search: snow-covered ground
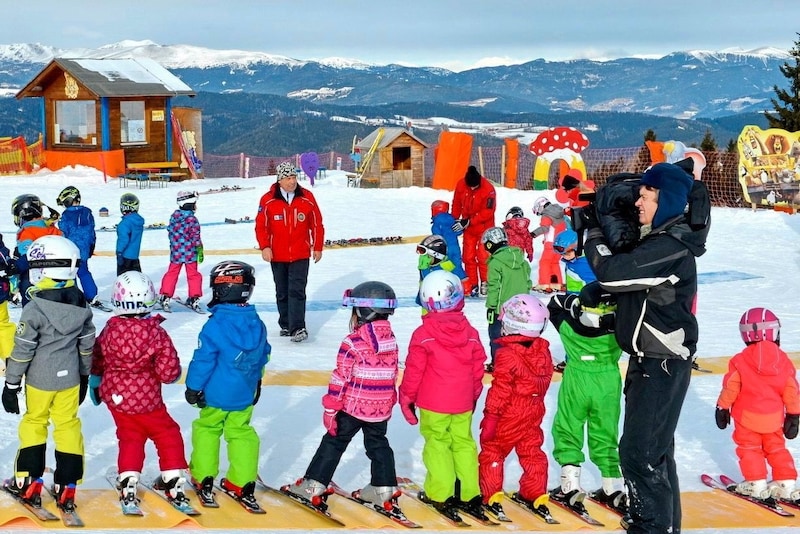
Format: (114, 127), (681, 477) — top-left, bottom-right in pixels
(1, 166), (800, 533)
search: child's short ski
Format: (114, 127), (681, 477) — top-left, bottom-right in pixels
(42, 483), (84, 527)
(142, 477), (201, 516)
(587, 488), (629, 517)
(104, 469), (143, 516)
(548, 487), (604, 526)
(255, 477), (345, 527)
(1, 480), (59, 522)
(90, 299), (114, 312)
(177, 297), (206, 314)
(504, 491), (559, 525)
(700, 474), (793, 517)
(329, 480), (421, 528)
(187, 474), (218, 508)
(395, 477), (469, 528)
(216, 479), (265, 514)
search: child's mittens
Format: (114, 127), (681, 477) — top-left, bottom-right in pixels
(88, 375), (102, 406)
(451, 219), (469, 233)
(784, 414), (800, 439)
(321, 394), (343, 436)
(480, 414), (499, 442)
(196, 245), (204, 264)
(399, 393), (418, 425)
(714, 406), (730, 430)
(2, 381), (20, 414)
(185, 387), (207, 408)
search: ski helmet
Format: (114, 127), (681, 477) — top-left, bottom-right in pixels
(416, 235), (447, 265)
(342, 281), (397, 326)
(120, 193), (140, 214)
(431, 200), (450, 217)
(176, 190), (199, 208)
(57, 186), (81, 207)
(112, 271), (157, 315)
(506, 206), (524, 220)
(12, 194), (44, 227)
(500, 294), (549, 337)
(533, 196), (551, 216)
(419, 270), (464, 313)
(577, 282), (617, 330)
(208, 260), (256, 307)
(481, 226), (508, 253)
(554, 230), (578, 255)
(26, 235), (80, 284)
(739, 307), (780, 344)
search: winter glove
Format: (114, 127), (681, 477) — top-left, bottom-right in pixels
(564, 294), (582, 320)
(78, 375), (89, 405)
(323, 408), (338, 436)
(576, 205), (599, 232)
(784, 413), (800, 439)
(399, 393), (418, 425)
(451, 218), (469, 233)
(2, 382), (21, 414)
(196, 245), (204, 264)
(185, 388), (207, 408)
(480, 414), (499, 443)
(89, 375), (102, 406)
(486, 308), (497, 323)
(253, 379), (262, 406)
(715, 407), (730, 430)
(3, 258), (17, 277)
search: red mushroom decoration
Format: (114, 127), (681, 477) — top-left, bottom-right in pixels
(529, 127), (590, 191)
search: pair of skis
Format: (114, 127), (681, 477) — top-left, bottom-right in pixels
(395, 476), (498, 528)
(105, 469), (200, 517)
(157, 296), (206, 314)
(701, 473), (797, 517)
(2, 479), (83, 527)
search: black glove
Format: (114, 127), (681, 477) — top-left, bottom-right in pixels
(78, 375), (89, 405)
(3, 258), (17, 277)
(578, 205), (599, 231)
(715, 407), (730, 430)
(563, 294), (581, 320)
(2, 382), (21, 414)
(253, 379), (262, 406)
(185, 388), (207, 408)
(451, 218), (469, 233)
(486, 309), (496, 323)
(784, 413), (800, 439)
(47, 206), (60, 222)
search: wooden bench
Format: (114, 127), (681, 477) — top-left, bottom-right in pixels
(119, 162), (188, 188)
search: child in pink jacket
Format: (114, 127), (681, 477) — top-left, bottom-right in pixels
(716, 307), (800, 502)
(285, 281), (401, 511)
(399, 270), (488, 524)
(502, 206), (534, 262)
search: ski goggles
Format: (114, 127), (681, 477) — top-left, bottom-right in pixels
(416, 245), (446, 261)
(342, 289), (398, 309)
(553, 245), (576, 254)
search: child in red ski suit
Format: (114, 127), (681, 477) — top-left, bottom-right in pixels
(716, 307), (800, 502)
(479, 294), (553, 519)
(531, 198), (567, 292)
(90, 271), (189, 506)
(502, 207), (534, 262)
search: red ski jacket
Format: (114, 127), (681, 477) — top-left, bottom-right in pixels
(255, 182), (325, 262)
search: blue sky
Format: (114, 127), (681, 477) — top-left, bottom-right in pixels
(3, 0), (800, 71)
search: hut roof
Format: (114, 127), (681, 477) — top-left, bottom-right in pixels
(356, 127), (428, 150)
(17, 57), (196, 99)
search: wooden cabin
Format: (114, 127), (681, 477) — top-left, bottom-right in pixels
(15, 58), (198, 177)
(356, 127), (428, 188)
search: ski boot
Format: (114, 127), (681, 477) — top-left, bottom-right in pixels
(116, 472), (140, 506)
(483, 492), (510, 521)
(191, 475), (218, 507)
(769, 479), (800, 502)
(291, 328), (309, 343)
(186, 296), (202, 312)
(479, 282), (488, 297)
(285, 478), (333, 510)
(52, 483), (77, 512)
(5, 476), (44, 506)
(550, 464), (588, 512)
(734, 479), (771, 501)
(158, 294), (171, 312)
(220, 478), (263, 513)
(418, 491), (463, 522)
(589, 476), (629, 514)
(457, 494), (492, 522)
(352, 484), (401, 511)
(153, 472), (192, 506)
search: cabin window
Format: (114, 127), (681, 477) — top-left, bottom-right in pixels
(54, 100), (97, 146)
(120, 101), (146, 145)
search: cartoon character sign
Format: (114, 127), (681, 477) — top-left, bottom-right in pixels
(528, 127), (589, 191)
(737, 125), (800, 206)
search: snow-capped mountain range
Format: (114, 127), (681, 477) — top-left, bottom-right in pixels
(0, 40), (792, 119)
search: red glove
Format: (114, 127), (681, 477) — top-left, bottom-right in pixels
(399, 393), (418, 425)
(480, 414), (499, 443)
(323, 408), (338, 436)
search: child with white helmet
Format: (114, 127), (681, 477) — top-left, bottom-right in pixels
(2, 235), (95, 513)
(157, 191), (204, 312)
(89, 271), (189, 511)
(716, 307), (800, 504)
(398, 270), (489, 524)
(478, 293), (554, 521)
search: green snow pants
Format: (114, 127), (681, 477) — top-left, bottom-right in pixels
(190, 405), (259, 487)
(419, 408), (480, 502)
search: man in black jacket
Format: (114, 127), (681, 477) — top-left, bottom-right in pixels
(583, 162), (706, 534)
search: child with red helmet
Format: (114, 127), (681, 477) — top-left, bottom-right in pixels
(716, 307), (800, 503)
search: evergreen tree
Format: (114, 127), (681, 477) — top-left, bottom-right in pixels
(765, 32), (800, 131)
(700, 129), (717, 151)
(644, 129), (657, 142)
(726, 139), (737, 152)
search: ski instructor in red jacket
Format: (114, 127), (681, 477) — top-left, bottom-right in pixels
(256, 161), (325, 342)
(451, 166), (496, 297)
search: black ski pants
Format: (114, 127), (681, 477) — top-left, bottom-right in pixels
(270, 258), (309, 334)
(619, 356), (692, 534)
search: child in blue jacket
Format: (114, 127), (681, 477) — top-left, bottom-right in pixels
(185, 260), (270, 512)
(116, 193), (144, 275)
(56, 186), (106, 310)
(430, 200), (468, 283)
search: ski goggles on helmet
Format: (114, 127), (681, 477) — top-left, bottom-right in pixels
(341, 289), (398, 309)
(554, 245), (576, 254)
(416, 245), (446, 261)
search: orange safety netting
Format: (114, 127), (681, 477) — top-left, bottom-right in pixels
(0, 137), (32, 175)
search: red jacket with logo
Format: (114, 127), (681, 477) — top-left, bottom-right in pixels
(255, 183), (325, 262)
(451, 177), (496, 236)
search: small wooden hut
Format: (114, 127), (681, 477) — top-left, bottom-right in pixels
(15, 58), (198, 177)
(356, 127), (428, 188)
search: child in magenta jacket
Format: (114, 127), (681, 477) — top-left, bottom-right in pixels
(398, 270), (488, 523)
(285, 281), (401, 510)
